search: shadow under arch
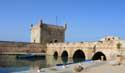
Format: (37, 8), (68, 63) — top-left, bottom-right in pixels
(73, 49), (85, 62)
(92, 52), (106, 61)
(53, 51), (58, 60)
(61, 51), (68, 63)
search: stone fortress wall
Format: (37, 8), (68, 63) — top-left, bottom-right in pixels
(0, 19), (125, 61)
(30, 19), (66, 44)
(0, 41), (46, 54)
(46, 36), (125, 65)
(47, 36), (125, 60)
(0, 19), (66, 54)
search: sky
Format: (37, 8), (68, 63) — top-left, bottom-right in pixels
(0, 0), (125, 42)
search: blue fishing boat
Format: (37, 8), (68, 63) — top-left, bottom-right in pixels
(16, 53), (35, 59)
(56, 59), (93, 66)
(84, 59), (92, 62)
(56, 62), (73, 66)
(16, 53), (45, 59)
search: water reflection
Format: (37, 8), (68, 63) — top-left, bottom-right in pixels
(73, 58), (85, 63)
(54, 54), (58, 60)
(0, 55), (85, 67)
(0, 55), (47, 68)
(61, 57), (68, 63)
(0, 55), (85, 72)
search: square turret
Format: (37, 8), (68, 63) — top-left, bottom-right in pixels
(30, 19), (66, 44)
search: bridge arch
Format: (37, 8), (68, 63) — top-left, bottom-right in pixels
(53, 51), (58, 56)
(61, 50), (68, 63)
(61, 50), (68, 57)
(92, 51), (106, 61)
(53, 51), (58, 60)
(73, 49), (86, 62)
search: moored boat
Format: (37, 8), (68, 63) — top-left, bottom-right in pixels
(16, 53), (45, 59)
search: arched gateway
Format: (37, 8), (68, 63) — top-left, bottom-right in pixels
(92, 52), (106, 61)
(61, 51), (68, 63)
(47, 36), (119, 61)
(73, 49), (85, 62)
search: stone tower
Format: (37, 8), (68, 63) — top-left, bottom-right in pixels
(30, 19), (66, 44)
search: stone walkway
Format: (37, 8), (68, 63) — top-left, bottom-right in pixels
(13, 60), (125, 73)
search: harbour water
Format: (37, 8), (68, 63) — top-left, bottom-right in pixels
(0, 55), (84, 73)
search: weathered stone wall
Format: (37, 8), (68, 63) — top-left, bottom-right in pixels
(47, 36), (123, 60)
(30, 24), (41, 43)
(41, 25), (65, 44)
(30, 20), (66, 44)
(0, 41), (46, 54)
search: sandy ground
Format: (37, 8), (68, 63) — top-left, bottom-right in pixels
(80, 61), (125, 73)
(14, 59), (125, 73)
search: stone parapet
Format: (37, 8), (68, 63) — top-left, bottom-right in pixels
(0, 41), (46, 54)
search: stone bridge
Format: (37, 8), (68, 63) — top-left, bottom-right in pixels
(47, 36), (124, 61)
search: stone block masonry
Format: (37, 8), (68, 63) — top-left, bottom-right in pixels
(30, 19), (66, 44)
(0, 41), (46, 54)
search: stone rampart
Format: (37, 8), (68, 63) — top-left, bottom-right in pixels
(0, 41), (46, 54)
(47, 39), (122, 60)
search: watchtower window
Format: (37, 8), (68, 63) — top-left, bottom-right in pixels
(108, 38), (110, 41)
(34, 40), (35, 43)
(49, 41), (53, 43)
(54, 40), (58, 43)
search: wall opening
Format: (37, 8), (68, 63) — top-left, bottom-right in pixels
(92, 52), (106, 61)
(49, 41), (53, 43)
(108, 38), (110, 41)
(34, 40), (35, 43)
(53, 51), (58, 60)
(54, 40), (58, 43)
(73, 50), (85, 62)
(61, 51), (68, 63)
(41, 50), (45, 53)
